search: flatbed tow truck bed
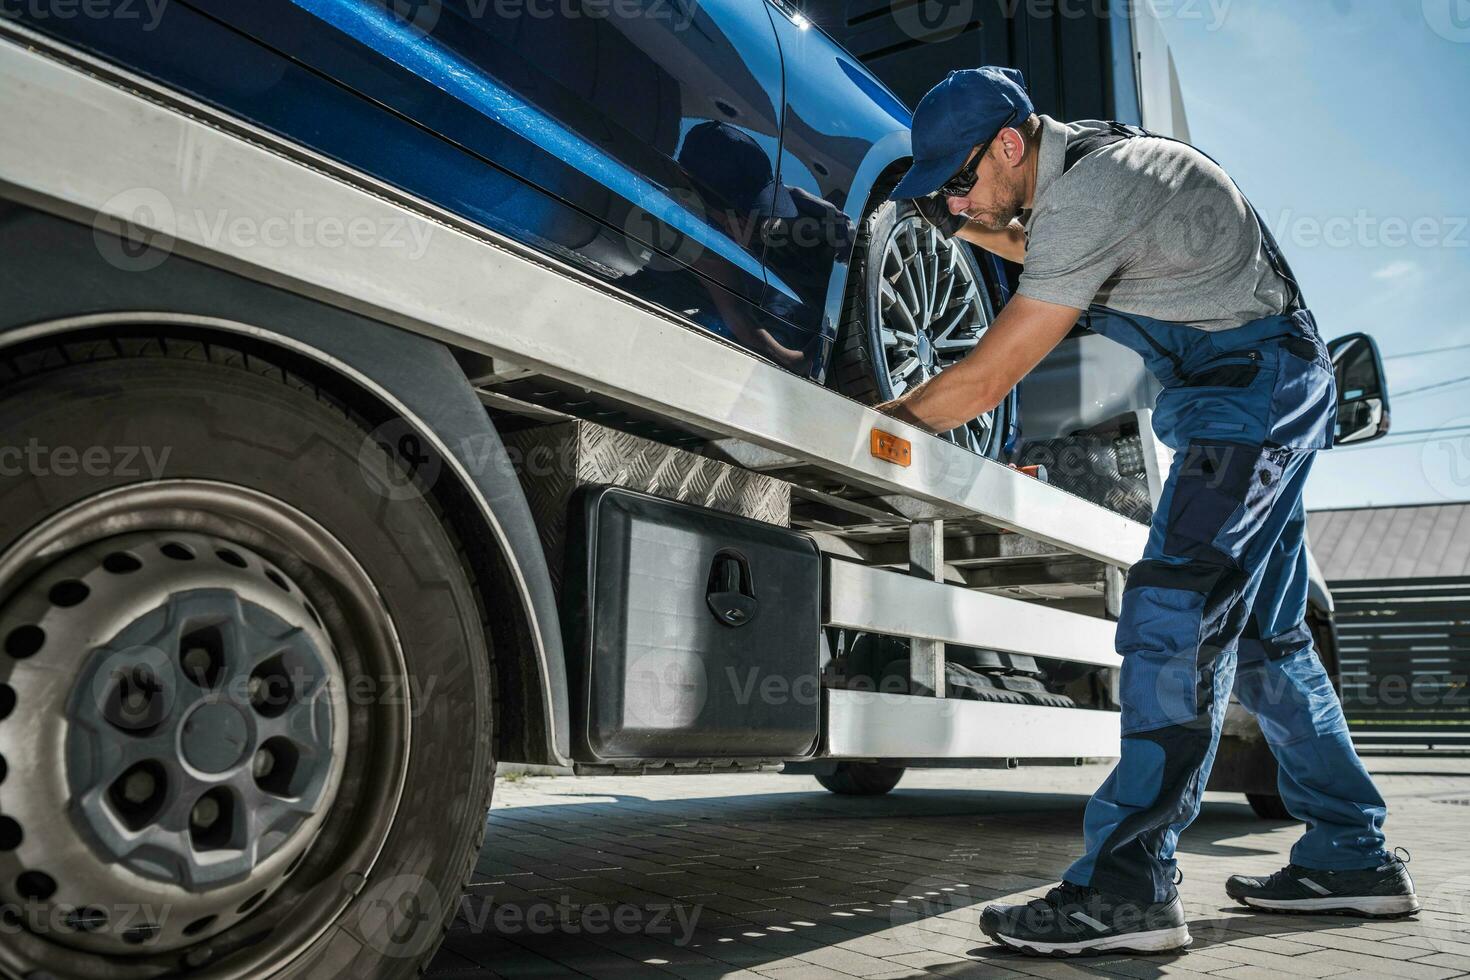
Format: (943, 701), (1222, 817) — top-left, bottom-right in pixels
(0, 27), (1145, 768)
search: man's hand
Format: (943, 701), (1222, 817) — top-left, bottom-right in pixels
(912, 195), (967, 239)
(876, 294), (1083, 434)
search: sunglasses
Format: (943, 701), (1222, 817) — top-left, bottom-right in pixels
(933, 109), (1019, 200)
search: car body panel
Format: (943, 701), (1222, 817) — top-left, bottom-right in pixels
(2, 1), (931, 383)
(759, 5), (907, 336)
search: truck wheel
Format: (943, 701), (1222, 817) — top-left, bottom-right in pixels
(1246, 793), (1296, 821)
(815, 763), (905, 796)
(0, 333), (494, 979)
(829, 198), (1010, 459)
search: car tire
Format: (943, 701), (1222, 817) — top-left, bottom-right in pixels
(815, 763), (905, 796)
(0, 332), (493, 979)
(1246, 793), (1296, 821)
(829, 197), (1011, 459)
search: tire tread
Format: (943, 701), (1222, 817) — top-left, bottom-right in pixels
(2, 330), (497, 979)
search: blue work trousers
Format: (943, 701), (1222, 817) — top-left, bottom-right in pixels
(1062, 306), (1390, 904)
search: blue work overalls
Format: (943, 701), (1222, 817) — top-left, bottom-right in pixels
(1055, 127), (1392, 905)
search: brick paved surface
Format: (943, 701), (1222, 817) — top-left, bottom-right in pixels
(427, 757), (1470, 979)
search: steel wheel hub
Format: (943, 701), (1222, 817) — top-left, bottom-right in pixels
(0, 530), (348, 955)
(878, 214), (999, 454)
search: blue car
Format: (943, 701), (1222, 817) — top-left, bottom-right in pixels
(5, 0), (1015, 457)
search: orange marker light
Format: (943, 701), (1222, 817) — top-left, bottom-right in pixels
(870, 428), (912, 467)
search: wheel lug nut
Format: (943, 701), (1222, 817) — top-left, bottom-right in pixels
(191, 796), (221, 830)
(182, 646), (211, 678)
(122, 769), (156, 804)
(253, 748), (275, 779)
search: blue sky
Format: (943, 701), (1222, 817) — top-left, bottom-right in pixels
(1154, 0), (1470, 509)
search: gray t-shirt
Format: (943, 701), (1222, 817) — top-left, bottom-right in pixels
(1016, 117), (1291, 331)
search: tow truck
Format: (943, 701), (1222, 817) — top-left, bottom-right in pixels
(0, 6), (1385, 978)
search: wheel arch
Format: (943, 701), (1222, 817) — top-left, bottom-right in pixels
(0, 208), (573, 767)
(813, 137), (1014, 389)
(812, 133), (913, 386)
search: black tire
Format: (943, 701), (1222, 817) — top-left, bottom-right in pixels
(816, 763), (906, 796)
(0, 333), (494, 979)
(829, 197), (1010, 459)
(1247, 793), (1297, 821)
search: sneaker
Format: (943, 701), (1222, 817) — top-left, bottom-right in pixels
(1226, 849), (1420, 918)
(980, 882), (1191, 957)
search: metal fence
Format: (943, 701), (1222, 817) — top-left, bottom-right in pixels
(1330, 576), (1470, 748)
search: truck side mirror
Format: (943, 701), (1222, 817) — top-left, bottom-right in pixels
(1327, 333), (1391, 446)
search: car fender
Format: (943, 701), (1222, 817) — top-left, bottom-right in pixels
(812, 128), (913, 381)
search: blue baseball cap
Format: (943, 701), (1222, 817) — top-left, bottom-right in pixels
(890, 67), (1035, 201)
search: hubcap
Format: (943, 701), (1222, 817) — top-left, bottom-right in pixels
(878, 214), (1001, 455)
(0, 530), (347, 955)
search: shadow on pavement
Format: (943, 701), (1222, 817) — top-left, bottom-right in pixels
(427, 781), (1374, 977)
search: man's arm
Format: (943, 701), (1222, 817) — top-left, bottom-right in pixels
(957, 219), (1027, 264)
(876, 294), (1081, 433)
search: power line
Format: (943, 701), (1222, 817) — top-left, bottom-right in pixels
(1332, 424), (1470, 451)
(1394, 376), (1470, 399)
(1386, 342), (1470, 360)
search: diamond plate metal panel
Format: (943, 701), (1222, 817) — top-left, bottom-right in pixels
(504, 420), (790, 590)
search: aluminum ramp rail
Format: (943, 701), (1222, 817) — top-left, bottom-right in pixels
(0, 30), (1142, 760)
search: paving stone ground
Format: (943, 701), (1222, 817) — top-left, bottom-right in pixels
(427, 756), (1470, 979)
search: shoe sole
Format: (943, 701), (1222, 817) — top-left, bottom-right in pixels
(1237, 894), (1421, 918)
(982, 924), (1192, 957)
